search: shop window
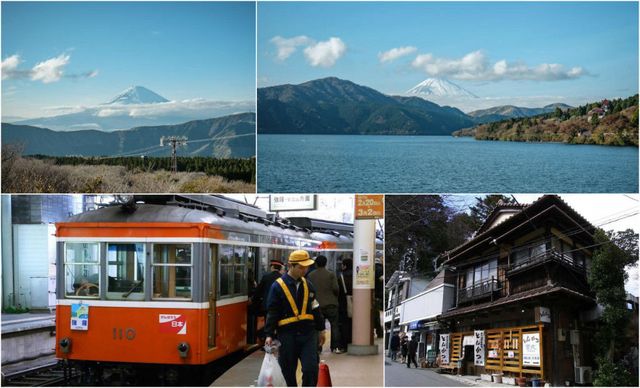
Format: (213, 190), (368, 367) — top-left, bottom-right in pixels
(107, 243), (145, 300)
(152, 244), (192, 299)
(65, 242), (100, 298)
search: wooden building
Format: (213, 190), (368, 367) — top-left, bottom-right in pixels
(436, 195), (598, 386)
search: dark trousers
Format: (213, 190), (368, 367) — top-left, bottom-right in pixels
(278, 329), (319, 387)
(407, 352), (418, 368)
(320, 305), (341, 350)
(339, 317), (352, 349)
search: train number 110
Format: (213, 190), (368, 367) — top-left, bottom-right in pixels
(113, 327), (136, 340)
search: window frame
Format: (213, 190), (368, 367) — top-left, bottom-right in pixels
(151, 243), (193, 301)
(64, 242), (101, 299)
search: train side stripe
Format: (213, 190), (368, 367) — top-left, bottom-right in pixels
(56, 296), (247, 308)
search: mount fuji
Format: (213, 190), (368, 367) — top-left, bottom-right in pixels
(406, 78), (479, 99)
(105, 85), (170, 105)
(8, 86), (254, 132)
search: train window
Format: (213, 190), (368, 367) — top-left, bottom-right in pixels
(64, 243), (100, 298)
(218, 245), (249, 297)
(152, 244), (192, 299)
(106, 243), (145, 300)
(234, 246), (247, 295)
(219, 245), (233, 297)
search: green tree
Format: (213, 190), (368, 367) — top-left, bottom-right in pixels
(589, 229), (638, 386)
(468, 195), (515, 230)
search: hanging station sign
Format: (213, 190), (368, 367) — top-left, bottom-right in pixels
(474, 330), (485, 366)
(269, 194), (317, 212)
(522, 333), (541, 366)
(440, 334), (450, 364)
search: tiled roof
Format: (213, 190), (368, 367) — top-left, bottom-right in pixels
(441, 195), (595, 265)
(440, 285), (594, 319)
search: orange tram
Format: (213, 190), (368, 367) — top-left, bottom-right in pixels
(54, 195), (377, 385)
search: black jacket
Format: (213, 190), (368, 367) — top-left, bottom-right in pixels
(253, 270), (281, 314)
(264, 273), (324, 338)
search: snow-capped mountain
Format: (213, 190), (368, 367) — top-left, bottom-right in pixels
(9, 86), (254, 132)
(105, 86), (169, 105)
(406, 78), (478, 99)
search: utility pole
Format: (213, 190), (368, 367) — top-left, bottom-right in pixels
(160, 136), (187, 173)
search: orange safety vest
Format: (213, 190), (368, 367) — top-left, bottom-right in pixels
(275, 277), (314, 326)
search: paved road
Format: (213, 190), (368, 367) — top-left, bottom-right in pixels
(385, 358), (472, 387)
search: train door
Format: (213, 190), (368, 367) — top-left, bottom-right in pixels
(208, 244), (217, 349)
(246, 246), (259, 345)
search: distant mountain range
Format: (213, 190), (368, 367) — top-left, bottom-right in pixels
(468, 103), (573, 123)
(258, 77), (572, 135)
(2, 113), (255, 158)
(258, 77), (474, 135)
(10, 86), (255, 132)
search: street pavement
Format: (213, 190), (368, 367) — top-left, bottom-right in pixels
(385, 358), (473, 387)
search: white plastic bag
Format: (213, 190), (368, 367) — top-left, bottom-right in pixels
(257, 351), (286, 387)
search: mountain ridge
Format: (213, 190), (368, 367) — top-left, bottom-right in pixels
(2, 113), (256, 158)
(258, 77), (475, 135)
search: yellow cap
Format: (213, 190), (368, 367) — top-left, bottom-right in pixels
(289, 250), (315, 267)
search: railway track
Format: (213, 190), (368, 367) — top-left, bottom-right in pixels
(2, 360), (81, 386)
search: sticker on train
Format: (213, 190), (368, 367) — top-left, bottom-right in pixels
(71, 304), (89, 330)
(159, 314), (187, 335)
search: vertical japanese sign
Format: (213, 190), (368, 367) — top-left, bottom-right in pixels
(440, 334), (450, 364)
(522, 333), (541, 366)
(71, 303), (89, 330)
(474, 330), (485, 366)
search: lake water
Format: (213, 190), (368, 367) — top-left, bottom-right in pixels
(258, 135), (638, 193)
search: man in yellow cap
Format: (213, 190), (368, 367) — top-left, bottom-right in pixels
(265, 250), (326, 386)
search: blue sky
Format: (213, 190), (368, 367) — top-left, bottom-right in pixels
(259, 1), (639, 111)
(2, 1), (255, 118)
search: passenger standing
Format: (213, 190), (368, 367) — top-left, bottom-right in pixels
(338, 258), (353, 350)
(400, 335), (408, 363)
(406, 335), (418, 368)
(307, 255), (344, 353)
(389, 332), (400, 361)
(253, 259), (285, 316)
(264, 250), (326, 387)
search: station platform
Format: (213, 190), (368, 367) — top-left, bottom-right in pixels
(1, 312), (57, 366)
(212, 333), (383, 387)
(1, 312), (56, 335)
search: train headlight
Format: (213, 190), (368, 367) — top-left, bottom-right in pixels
(177, 342), (190, 358)
(59, 337), (71, 353)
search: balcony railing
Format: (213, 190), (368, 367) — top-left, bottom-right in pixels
(458, 278), (500, 304)
(508, 248), (586, 275)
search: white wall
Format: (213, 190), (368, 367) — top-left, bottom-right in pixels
(400, 284), (454, 325)
(13, 224), (56, 309)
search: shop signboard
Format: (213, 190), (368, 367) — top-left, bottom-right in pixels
(522, 333), (541, 366)
(535, 306), (551, 323)
(474, 330), (485, 366)
(440, 334), (450, 364)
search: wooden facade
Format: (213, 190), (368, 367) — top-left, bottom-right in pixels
(437, 196), (598, 386)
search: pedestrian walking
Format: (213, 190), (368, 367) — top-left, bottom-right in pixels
(338, 258), (353, 350)
(307, 255), (344, 353)
(389, 332), (400, 361)
(406, 335), (418, 368)
(264, 250), (326, 387)
(400, 335), (408, 364)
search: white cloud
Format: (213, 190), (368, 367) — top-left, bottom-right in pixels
(31, 54), (70, 83)
(94, 99), (255, 118)
(303, 37), (347, 68)
(1, 55), (22, 79)
(378, 46), (417, 64)
(2, 53), (98, 83)
(270, 35), (312, 60)
(411, 50), (587, 81)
